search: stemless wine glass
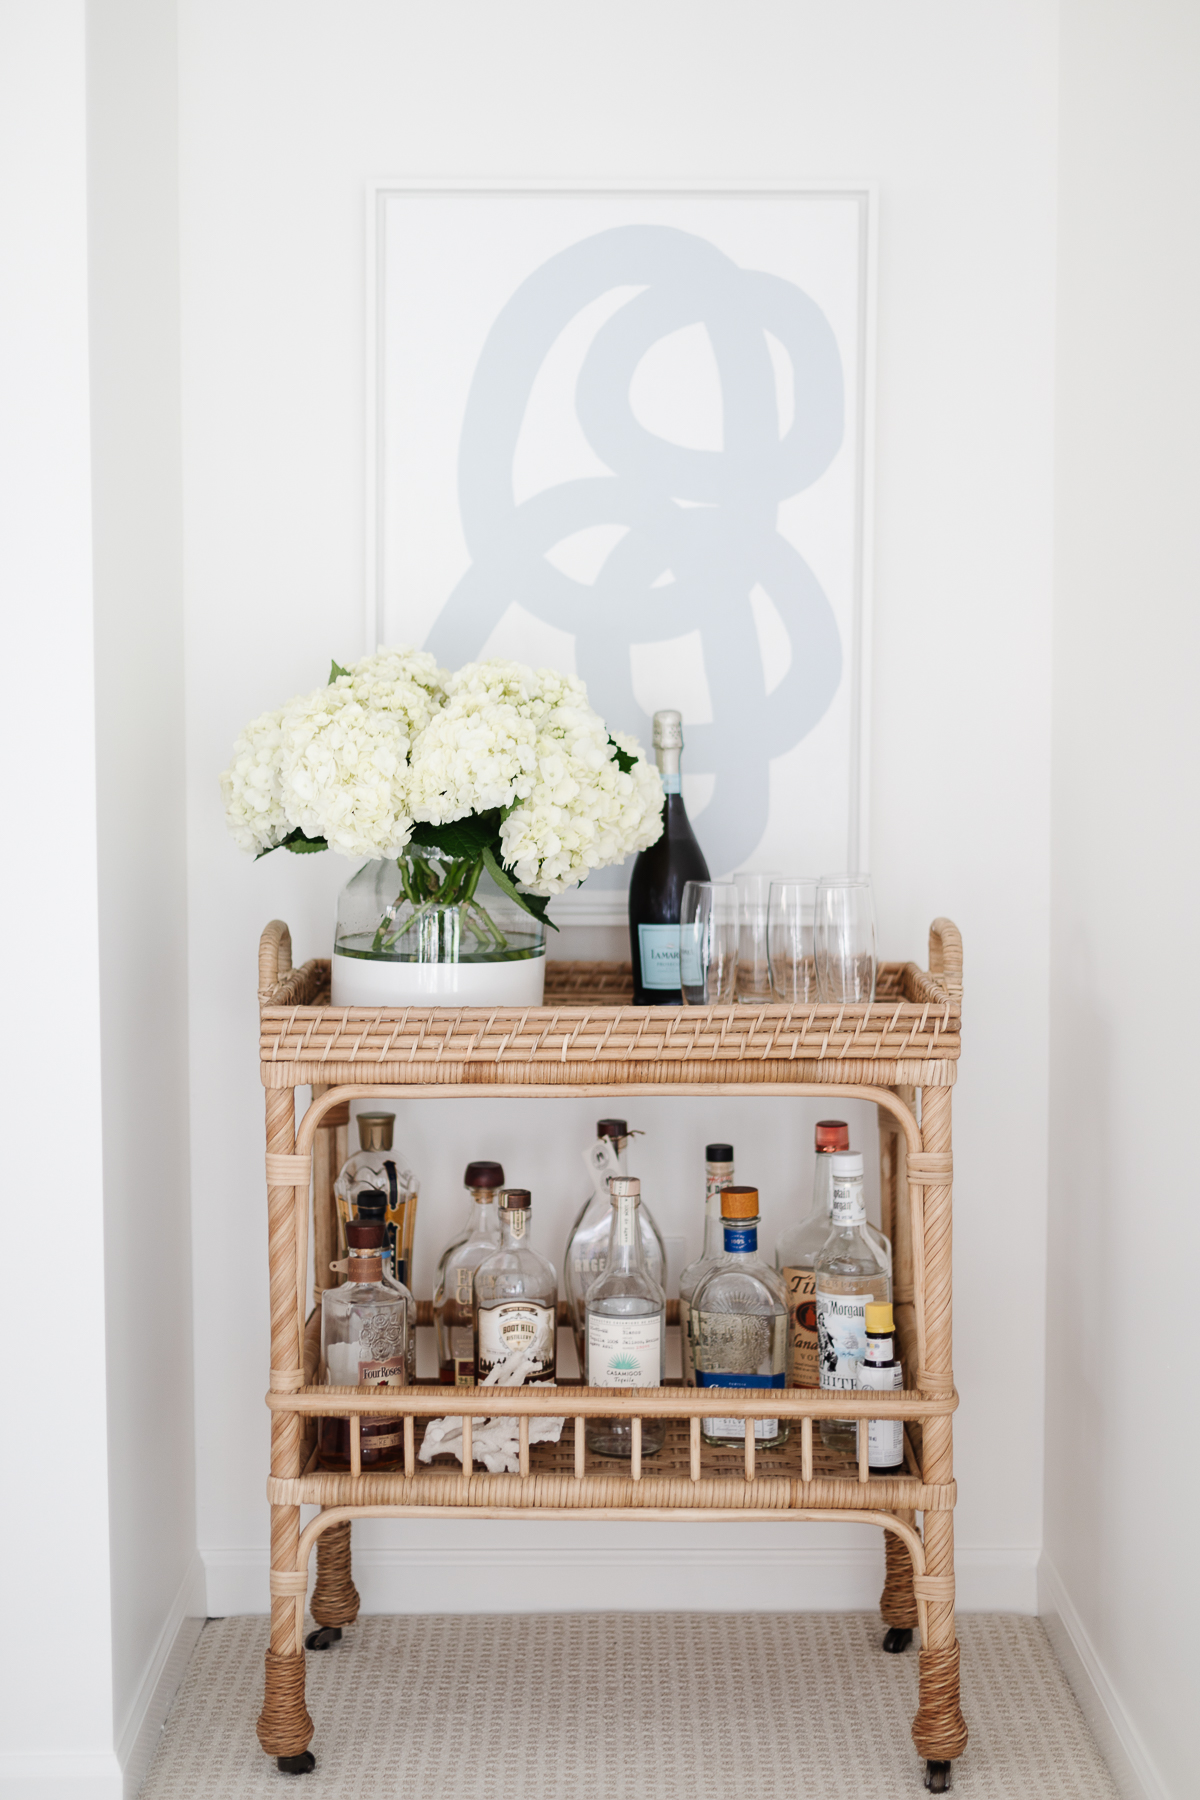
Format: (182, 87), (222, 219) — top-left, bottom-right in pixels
(733, 869), (784, 1002)
(767, 879), (819, 1002)
(680, 882), (739, 1005)
(815, 875), (877, 1003)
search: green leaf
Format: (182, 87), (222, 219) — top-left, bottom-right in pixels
(328, 658), (351, 684)
(255, 825), (329, 859)
(481, 845), (559, 932)
(408, 809), (503, 862)
(608, 734), (637, 775)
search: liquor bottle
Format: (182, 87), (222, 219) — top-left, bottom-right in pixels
(563, 1120), (665, 1373)
(585, 1176), (666, 1459)
(692, 1186), (790, 1449)
(857, 1302), (905, 1474)
(474, 1189), (558, 1384)
(814, 1152), (891, 1453)
(317, 1220), (414, 1471)
(432, 1161), (505, 1386)
(776, 1121), (890, 1387)
(628, 709), (710, 1005)
(678, 1142), (735, 1386)
(334, 1111), (419, 1288)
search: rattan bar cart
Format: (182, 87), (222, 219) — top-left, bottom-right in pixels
(254, 917), (969, 1791)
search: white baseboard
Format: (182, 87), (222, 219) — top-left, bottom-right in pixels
(1038, 1551), (1167, 1800)
(116, 1551), (207, 1799)
(204, 1539), (1038, 1619)
(0, 1754), (123, 1799)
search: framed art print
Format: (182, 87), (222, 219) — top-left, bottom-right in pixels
(369, 181), (874, 922)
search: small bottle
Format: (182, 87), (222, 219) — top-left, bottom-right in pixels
(318, 1220), (414, 1471)
(585, 1176), (666, 1458)
(334, 1111), (419, 1288)
(692, 1186), (789, 1449)
(431, 1161), (505, 1386)
(857, 1302), (905, 1474)
(814, 1152), (891, 1453)
(474, 1190), (558, 1384)
(628, 709), (711, 1005)
(563, 1120), (665, 1373)
(678, 1142), (735, 1386)
(776, 1121), (890, 1387)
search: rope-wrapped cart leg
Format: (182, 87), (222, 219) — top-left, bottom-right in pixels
(307, 1519), (360, 1650)
(880, 1509), (919, 1652)
(909, 1085), (968, 1790)
(256, 1087), (315, 1771)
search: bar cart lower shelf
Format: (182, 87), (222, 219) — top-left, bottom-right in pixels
(255, 919), (969, 1791)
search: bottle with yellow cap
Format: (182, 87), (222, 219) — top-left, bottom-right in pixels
(857, 1302), (905, 1474)
(691, 1185), (789, 1449)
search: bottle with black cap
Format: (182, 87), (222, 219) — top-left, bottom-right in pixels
(334, 1111), (419, 1288)
(678, 1142), (735, 1386)
(563, 1118), (666, 1374)
(318, 1219), (413, 1471)
(628, 709), (710, 1004)
(432, 1161), (505, 1386)
(474, 1190), (558, 1384)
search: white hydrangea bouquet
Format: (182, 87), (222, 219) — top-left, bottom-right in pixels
(221, 648), (663, 996)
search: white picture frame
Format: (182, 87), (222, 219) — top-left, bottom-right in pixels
(367, 179), (875, 924)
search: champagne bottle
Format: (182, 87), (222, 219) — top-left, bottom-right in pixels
(628, 710), (710, 1005)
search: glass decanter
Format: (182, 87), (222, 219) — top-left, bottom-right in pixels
(563, 1119), (665, 1373)
(334, 1110), (419, 1288)
(432, 1160), (505, 1385)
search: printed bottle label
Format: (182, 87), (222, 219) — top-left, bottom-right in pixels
(722, 1223), (757, 1254)
(477, 1302), (556, 1380)
(586, 1314), (662, 1388)
(857, 1358), (904, 1467)
(357, 1354), (405, 1387)
(638, 923), (681, 990)
(695, 1370), (785, 1439)
(830, 1179), (866, 1226)
(453, 1266), (475, 1305)
(781, 1266), (819, 1386)
(815, 1289), (874, 1391)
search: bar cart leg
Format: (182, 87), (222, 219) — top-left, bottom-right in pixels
(256, 1087), (315, 1771)
(909, 1084), (968, 1781)
(880, 1510), (918, 1653)
(307, 1518), (360, 1649)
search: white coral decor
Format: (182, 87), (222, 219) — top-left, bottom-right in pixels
(220, 649), (663, 898)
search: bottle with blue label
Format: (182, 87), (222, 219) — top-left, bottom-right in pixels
(691, 1185), (790, 1449)
(627, 709), (710, 1005)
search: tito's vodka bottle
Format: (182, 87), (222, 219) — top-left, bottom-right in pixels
(474, 1190), (558, 1384)
(564, 1120), (665, 1373)
(432, 1162), (504, 1386)
(585, 1176), (666, 1459)
(628, 710), (710, 1004)
(678, 1142), (735, 1386)
(814, 1152), (891, 1453)
(692, 1186), (790, 1449)
(318, 1220), (413, 1471)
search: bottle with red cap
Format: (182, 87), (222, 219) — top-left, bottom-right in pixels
(775, 1121), (890, 1387)
(432, 1160), (505, 1386)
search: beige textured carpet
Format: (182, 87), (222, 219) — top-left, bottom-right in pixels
(139, 1612), (1118, 1799)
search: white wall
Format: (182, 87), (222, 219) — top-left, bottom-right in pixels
(181, 0), (1057, 1617)
(1043, 5), (1200, 1798)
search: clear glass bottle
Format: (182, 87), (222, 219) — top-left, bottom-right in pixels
(474, 1189), (558, 1384)
(334, 1111), (419, 1288)
(776, 1120), (890, 1387)
(815, 1151), (891, 1453)
(692, 1186), (790, 1449)
(679, 1142), (735, 1386)
(563, 1120), (665, 1373)
(585, 1176), (666, 1458)
(857, 1301), (905, 1474)
(432, 1160), (505, 1385)
(317, 1220), (414, 1470)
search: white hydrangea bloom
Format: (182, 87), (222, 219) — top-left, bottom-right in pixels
(219, 706), (288, 854)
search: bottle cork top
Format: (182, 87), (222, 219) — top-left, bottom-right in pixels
(464, 1160), (504, 1189)
(346, 1221), (384, 1251)
(610, 1176), (641, 1199)
(596, 1118), (627, 1140)
(815, 1120), (850, 1153)
(865, 1302), (894, 1334)
(357, 1112), (395, 1152)
(355, 1190), (387, 1222)
(652, 710), (683, 750)
(499, 1188), (532, 1211)
(720, 1185), (759, 1218)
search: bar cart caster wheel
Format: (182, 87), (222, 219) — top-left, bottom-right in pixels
(882, 1626), (913, 1654)
(276, 1752), (316, 1775)
(304, 1625), (342, 1651)
(924, 1761), (951, 1793)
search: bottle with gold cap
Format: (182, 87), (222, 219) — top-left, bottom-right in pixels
(334, 1111), (419, 1288)
(432, 1161), (505, 1386)
(857, 1302), (905, 1473)
(691, 1186), (789, 1449)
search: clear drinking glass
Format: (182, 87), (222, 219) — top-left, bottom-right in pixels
(815, 875), (877, 1003)
(767, 879), (819, 1002)
(680, 881), (739, 1005)
(733, 870), (784, 1002)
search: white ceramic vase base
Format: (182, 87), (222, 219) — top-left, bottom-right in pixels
(331, 952), (546, 1008)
